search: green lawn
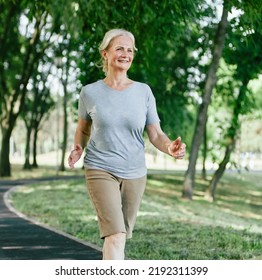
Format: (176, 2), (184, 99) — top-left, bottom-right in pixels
(8, 167), (262, 260)
(2, 164), (83, 180)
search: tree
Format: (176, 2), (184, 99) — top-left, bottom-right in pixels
(0, 1), (55, 176)
(55, 43), (74, 172)
(0, 0), (76, 176)
(21, 65), (55, 169)
(53, 26), (82, 172)
(205, 14), (262, 200)
(182, 0), (229, 199)
(21, 92), (34, 169)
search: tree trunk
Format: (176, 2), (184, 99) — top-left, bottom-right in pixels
(59, 53), (70, 172)
(201, 125), (207, 180)
(182, 2), (229, 199)
(0, 127), (12, 177)
(205, 80), (248, 201)
(59, 86), (68, 171)
(23, 126), (32, 170)
(205, 141), (235, 201)
(32, 128), (39, 168)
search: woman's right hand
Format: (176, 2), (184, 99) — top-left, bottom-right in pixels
(68, 144), (83, 170)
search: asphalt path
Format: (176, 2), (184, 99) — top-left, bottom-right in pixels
(0, 177), (102, 260)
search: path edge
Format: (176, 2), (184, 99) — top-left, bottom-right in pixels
(4, 186), (102, 253)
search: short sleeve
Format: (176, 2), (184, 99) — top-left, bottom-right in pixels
(78, 88), (92, 121)
(146, 86), (160, 125)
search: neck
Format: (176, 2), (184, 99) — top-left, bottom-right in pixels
(104, 72), (130, 87)
(104, 72), (129, 84)
(103, 72), (133, 91)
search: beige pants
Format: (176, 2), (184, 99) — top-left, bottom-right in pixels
(85, 169), (147, 239)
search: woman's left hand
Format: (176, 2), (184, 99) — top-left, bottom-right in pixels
(168, 137), (186, 159)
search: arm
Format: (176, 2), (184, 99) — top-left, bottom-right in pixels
(146, 122), (186, 159)
(68, 118), (92, 169)
(74, 118), (92, 149)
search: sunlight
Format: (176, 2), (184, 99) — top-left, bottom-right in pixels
(142, 199), (164, 210)
(16, 187), (35, 194)
(217, 205), (262, 220)
(147, 179), (164, 187)
(2, 246), (24, 250)
(247, 190), (262, 197)
(147, 186), (181, 197)
(137, 211), (160, 217)
(81, 215), (98, 222)
(38, 185), (53, 190)
(2, 245), (53, 250)
(56, 184), (72, 190)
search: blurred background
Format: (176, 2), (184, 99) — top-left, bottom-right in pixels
(0, 0), (261, 200)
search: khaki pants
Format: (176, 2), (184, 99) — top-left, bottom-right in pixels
(85, 169), (147, 239)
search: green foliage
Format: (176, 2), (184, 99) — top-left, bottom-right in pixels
(1, 0), (262, 177)
(200, 6), (262, 166)
(232, 0), (262, 32)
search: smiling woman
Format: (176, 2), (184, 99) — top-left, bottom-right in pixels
(67, 28), (186, 260)
(99, 29), (137, 83)
(102, 35), (135, 90)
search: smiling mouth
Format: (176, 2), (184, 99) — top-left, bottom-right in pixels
(118, 59), (129, 63)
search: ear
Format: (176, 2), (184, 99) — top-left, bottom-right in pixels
(102, 50), (107, 60)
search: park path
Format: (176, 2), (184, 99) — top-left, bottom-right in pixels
(0, 177), (102, 260)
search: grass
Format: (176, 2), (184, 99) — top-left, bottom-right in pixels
(7, 166), (262, 260)
(2, 164), (83, 180)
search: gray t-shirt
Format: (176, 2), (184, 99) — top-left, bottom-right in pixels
(78, 80), (160, 179)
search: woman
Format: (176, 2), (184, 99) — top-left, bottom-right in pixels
(68, 29), (186, 260)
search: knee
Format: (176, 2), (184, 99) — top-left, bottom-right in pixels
(106, 233), (126, 247)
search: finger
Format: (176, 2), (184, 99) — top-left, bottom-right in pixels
(179, 145), (186, 152)
(68, 162), (74, 169)
(171, 138), (182, 151)
(174, 148), (185, 157)
(174, 136), (181, 146)
(68, 159), (74, 169)
(68, 154), (75, 169)
(68, 161), (75, 169)
(175, 152), (185, 159)
(177, 143), (186, 152)
(75, 144), (83, 152)
(176, 157), (184, 160)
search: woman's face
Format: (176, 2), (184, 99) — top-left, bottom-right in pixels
(103, 35), (134, 73)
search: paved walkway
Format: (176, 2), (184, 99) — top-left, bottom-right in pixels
(0, 177), (102, 260)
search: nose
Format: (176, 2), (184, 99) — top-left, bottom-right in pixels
(121, 50), (128, 57)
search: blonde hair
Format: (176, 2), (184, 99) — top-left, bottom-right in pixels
(98, 29), (137, 75)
